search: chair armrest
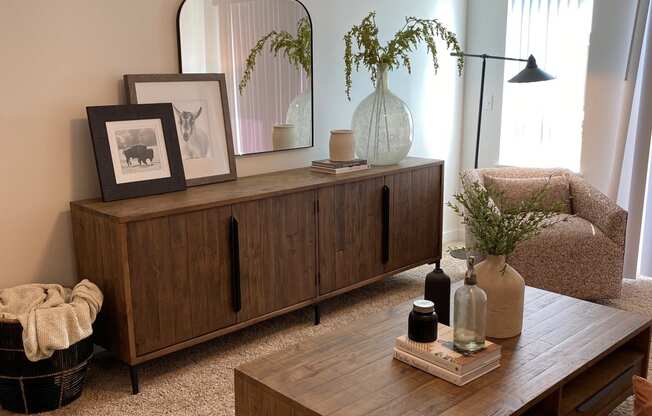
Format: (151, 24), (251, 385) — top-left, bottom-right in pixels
(569, 175), (627, 247)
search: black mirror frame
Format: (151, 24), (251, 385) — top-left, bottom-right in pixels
(176, 0), (315, 157)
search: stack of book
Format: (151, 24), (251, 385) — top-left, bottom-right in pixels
(310, 159), (369, 174)
(393, 325), (501, 386)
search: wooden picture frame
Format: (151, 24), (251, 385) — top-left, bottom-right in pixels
(124, 73), (237, 187)
(86, 104), (187, 202)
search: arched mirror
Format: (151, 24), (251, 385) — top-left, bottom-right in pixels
(178, 0), (313, 156)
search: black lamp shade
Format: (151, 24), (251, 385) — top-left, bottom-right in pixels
(508, 55), (555, 83)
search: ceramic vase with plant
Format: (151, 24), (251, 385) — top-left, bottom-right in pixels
(448, 174), (563, 338)
(240, 17), (312, 145)
(344, 12), (463, 165)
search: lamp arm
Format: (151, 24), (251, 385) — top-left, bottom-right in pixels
(450, 52), (528, 63)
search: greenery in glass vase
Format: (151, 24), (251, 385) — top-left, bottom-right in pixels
(239, 17), (312, 95)
(448, 173), (566, 257)
(343, 11), (464, 100)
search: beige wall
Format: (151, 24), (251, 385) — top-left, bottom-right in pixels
(0, 0), (466, 289)
(0, 0), (183, 288)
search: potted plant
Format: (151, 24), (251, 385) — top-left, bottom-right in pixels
(343, 12), (463, 165)
(239, 17), (312, 146)
(448, 173), (564, 338)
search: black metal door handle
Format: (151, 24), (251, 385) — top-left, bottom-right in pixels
(229, 216), (242, 312)
(382, 185), (390, 264)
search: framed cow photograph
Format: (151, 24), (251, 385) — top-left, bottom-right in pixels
(124, 73), (237, 186)
(86, 104), (186, 201)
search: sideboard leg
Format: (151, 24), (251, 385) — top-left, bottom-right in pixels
(129, 365), (140, 395)
(314, 304), (321, 325)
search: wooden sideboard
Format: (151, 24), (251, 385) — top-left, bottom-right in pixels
(70, 157), (444, 393)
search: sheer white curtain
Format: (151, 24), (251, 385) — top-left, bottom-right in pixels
(499, 0), (594, 171)
(206, 0), (309, 154)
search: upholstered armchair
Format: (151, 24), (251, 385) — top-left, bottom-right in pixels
(465, 167), (627, 300)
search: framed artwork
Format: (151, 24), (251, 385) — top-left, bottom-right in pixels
(86, 104), (186, 201)
(124, 73), (237, 187)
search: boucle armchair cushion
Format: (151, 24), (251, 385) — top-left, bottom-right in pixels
(483, 175), (572, 213)
(508, 214), (623, 299)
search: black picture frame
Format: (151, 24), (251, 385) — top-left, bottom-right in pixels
(86, 104), (186, 202)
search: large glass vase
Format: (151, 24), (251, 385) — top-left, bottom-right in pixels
(352, 66), (413, 165)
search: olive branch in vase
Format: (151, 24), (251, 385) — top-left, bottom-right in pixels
(343, 12), (464, 163)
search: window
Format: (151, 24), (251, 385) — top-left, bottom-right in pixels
(499, 0), (594, 171)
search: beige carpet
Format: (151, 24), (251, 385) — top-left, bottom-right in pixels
(1, 251), (650, 415)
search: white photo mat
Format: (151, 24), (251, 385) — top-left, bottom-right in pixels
(105, 118), (171, 184)
(134, 81), (231, 181)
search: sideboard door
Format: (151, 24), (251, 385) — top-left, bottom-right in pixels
(127, 207), (236, 356)
(318, 178), (385, 295)
(185, 208), (238, 337)
(384, 166), (442, 271)
(232, 191), (317, 322)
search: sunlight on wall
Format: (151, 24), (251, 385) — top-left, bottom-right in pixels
(410, 0), (460, 162)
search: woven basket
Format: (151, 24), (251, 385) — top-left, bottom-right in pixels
(0, 318), (93, 414)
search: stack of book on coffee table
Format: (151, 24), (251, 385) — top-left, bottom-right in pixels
(393, 325), (501, 386)
(310, 159), (369, 174)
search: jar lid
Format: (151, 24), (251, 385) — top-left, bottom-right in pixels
(413, 300), (434, 314)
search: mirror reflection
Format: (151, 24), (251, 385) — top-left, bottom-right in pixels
(178, 0), (313, 156)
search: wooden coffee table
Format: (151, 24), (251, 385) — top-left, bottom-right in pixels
(235, 285), (651, 416)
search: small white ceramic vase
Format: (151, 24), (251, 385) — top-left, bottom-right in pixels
(475, 255), (525, 338)
(329, 129), (355, 161)
(272, 124), (298, 150)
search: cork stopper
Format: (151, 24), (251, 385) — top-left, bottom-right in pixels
(465, 256), (477, 285)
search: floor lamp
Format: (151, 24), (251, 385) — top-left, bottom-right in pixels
(451, 53), (555, 169)
(449, 53), (554, 260)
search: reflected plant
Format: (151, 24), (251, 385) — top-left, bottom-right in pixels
(343, 11), (464, 100)
(239, 17), (312, 95)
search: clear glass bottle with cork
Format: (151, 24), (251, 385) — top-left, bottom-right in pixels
(453, 256), (487, 352)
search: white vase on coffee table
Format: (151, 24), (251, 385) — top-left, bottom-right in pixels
(475, 255), (525, 338)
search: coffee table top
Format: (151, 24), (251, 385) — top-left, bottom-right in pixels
(236, 286), (651, 416)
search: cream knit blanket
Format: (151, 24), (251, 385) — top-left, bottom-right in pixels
(0, 279), (103, 362)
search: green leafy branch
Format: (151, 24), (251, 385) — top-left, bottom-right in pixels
(239, 17), (312, 95)
(448, 173), (566, 257)
(343, 11), (464, 100)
